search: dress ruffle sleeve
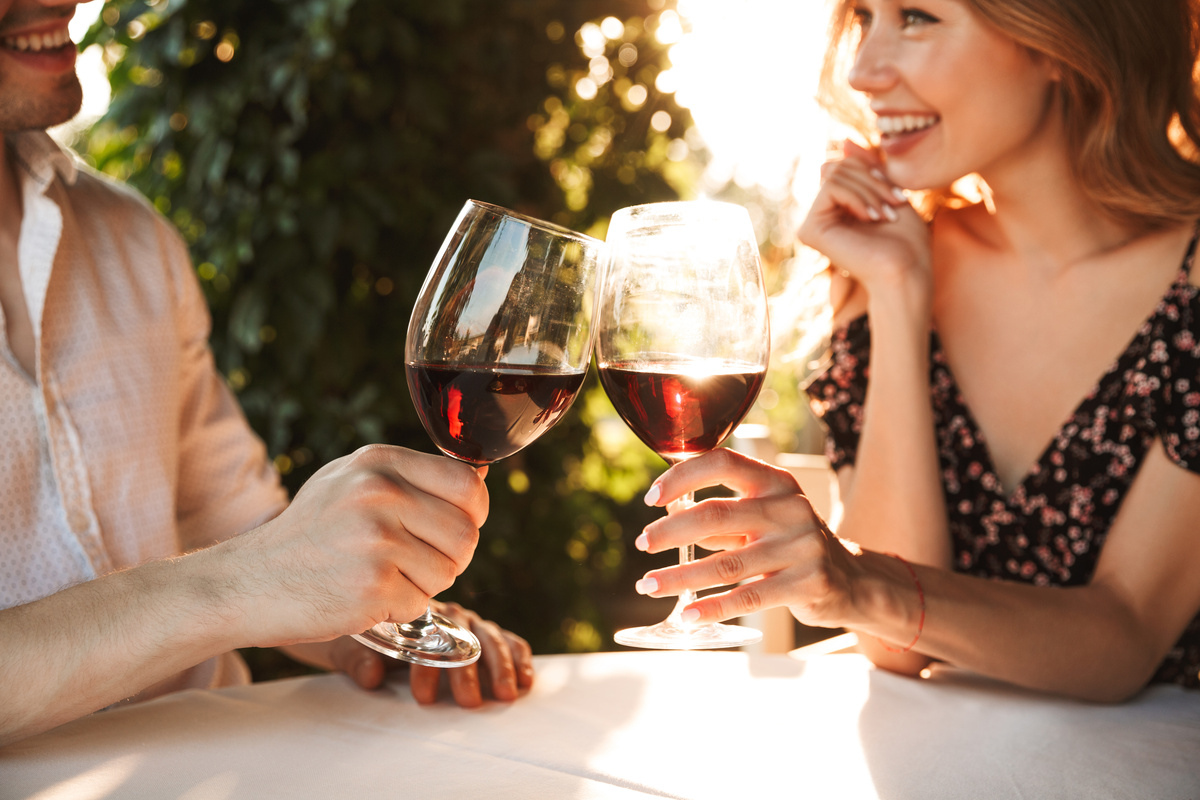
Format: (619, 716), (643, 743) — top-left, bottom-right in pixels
(803, 314), (870, 471)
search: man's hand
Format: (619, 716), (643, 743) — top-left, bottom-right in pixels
(213, 445), (489, 650)
(286, 601), (534, 707)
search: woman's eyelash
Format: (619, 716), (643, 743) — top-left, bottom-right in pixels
(851, 6), (939, 31)
(900, 9), (940, 27)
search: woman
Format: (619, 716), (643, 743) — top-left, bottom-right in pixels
(630, 0), (1200, 702)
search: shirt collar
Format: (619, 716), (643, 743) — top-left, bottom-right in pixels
(6, 130), (80, 191)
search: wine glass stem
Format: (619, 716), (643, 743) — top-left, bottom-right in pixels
(400, 604), (439, 638)
(665, 492), (698, 626)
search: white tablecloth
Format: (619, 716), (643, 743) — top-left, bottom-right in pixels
(3, 652), (1198, 799)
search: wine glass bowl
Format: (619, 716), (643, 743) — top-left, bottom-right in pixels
(597, 200), (770, 650)
(353, 199), (604, 667)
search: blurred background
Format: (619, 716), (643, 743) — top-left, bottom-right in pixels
(56, 0), (846, 674)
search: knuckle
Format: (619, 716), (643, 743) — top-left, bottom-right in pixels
(733, 583), (765, 615)
(714, 552), (746, 583)
(697, 499), (733, 529)
(447, 521), (480, 571)
(349, 443), (395, 471)
(433, 558), (459, 594)
(707, 447), (739, 471)
(509, 634), (532, 660)
(346, 470), (400, 508)
(807, 566), (834, 599)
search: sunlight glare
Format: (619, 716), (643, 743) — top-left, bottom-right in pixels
(669, 0), (839, 207)
(69, 0), (104, 42)
(49, 0), (110, 144)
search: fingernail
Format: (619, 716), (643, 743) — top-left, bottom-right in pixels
(866, 206), (881, 221)
(892, 186), (907, 202)
(680, 608), (700, 624)
(870, 168), (885, 181)
(644, 483), (661, 506)
(635, 531), (649, 551)
(882, 204), (898, 222)
(635, 577), (659, 595)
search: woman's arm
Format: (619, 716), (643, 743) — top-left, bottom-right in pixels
(797, 141), (953, 670)
(633, 444), (1200, 702)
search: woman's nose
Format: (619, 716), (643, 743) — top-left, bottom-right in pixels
(847, 34), (899, 95)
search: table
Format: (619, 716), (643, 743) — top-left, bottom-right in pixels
(3, 651), (1198, 799)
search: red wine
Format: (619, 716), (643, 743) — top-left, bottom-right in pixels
(597, 361), (765, 461)
(407, 363), (586, 465)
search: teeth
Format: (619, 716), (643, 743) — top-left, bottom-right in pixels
(2, 28), (72, 52)
(876, 114), (939, 136)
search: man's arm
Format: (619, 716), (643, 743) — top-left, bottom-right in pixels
(0, 445), (487, 746)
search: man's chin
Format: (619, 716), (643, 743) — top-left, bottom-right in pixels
(0, 79), (83, 134)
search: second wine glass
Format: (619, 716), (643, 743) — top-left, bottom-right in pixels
(352, 199), (604, 667)
(597, 200), (770, 650)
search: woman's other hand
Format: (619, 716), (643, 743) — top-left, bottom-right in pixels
(798, 140), (933, 313)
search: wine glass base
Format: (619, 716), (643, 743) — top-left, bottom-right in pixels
(352, 611), (482, 668)
(614, 619), (762, 650)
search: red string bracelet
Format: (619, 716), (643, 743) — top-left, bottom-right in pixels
(880, 552), (925, 653)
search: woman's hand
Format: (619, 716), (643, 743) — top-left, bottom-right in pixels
(632, 449), (864, 629)
(798, 140), (933, 307)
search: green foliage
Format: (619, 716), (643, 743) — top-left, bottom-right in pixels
(81, 0), (693, 653)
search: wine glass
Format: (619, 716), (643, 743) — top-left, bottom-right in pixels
(352, 199), (604, 667)
(597, 201), (769, 650)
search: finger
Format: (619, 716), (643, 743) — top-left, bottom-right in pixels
(645, 449), (799, 510)
(507, 631), (535, 690)
(681, 582), (777, 625)
(445, 661), (485, 708)
(681, 554), (846, 625)
(831, 167), (907, 219)
(329, 636), (388, 690)
(431, 601), (485, 707)
(839, 142), (909, 204)
(640, 493), (823, 555)
(472, 618), (520, 702)
(841, 138), (883, 167)
(375, 532), (463, 612)
(363, 488), (480, 597)
(817, 170), (894, 223)
(693, 533), (751, 553)
(409, 663), (443, 704)
(638, 534), (807, 597)
(353, 445), (490, 528)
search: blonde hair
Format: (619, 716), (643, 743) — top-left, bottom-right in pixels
(818, 0), (1200, 230)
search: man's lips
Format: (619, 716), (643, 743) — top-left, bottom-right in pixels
(0, 24), (77, 73)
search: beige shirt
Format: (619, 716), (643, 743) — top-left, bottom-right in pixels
(0, 132), (288, 691)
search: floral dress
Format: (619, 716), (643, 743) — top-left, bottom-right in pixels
(805, 234), (1200, 689)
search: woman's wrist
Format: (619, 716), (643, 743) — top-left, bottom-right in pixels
(850, 549), (928, 651)
(864, 266), (933, 334)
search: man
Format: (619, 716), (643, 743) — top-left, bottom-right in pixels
(0, 0), (532, 747)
